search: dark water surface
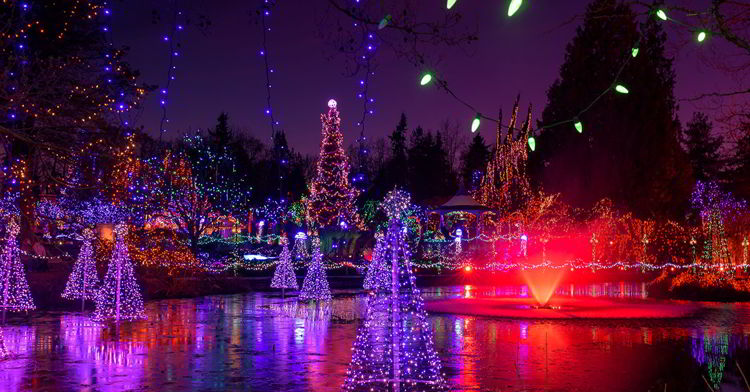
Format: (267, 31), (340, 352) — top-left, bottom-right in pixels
(1, 283), (750, 392)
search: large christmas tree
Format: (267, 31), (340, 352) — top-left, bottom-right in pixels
(343, 189), (447, 391)
(0, 218), (35, 314)
(299, 237), (332, 301)
(308, 99), (360, 228)
(62, 228), (100, 311)
(93, 223), (146, 322)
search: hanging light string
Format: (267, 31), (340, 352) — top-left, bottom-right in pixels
(420, 4), (711, 143)
(158, 2), (185, 142)
(353, 24), (378, 187)
(259, 0), (287, 199)
(260, 0), (279, 138)
(421, 43), (634, 141)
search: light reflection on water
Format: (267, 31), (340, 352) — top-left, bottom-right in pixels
(0, 284), (748, 391)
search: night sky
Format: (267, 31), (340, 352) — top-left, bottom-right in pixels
(112, 0), (737, 155)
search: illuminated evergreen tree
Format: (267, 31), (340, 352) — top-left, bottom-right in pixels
(299, 237), (332, 301)
(93, 224), (146, 322)
(528, 0), (691, 218)
(61, 228), (100, 311)
(0, 218), (35, 313)
(343, 189), (447, 391)
(308, 100), (360, 228)
(1, 2), (147, 226)
(271, 237), (298, 293)
(363, 231), (388, 291)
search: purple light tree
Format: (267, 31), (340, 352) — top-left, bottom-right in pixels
(271, 236), (298, 296)
(363, 231), (388, 292)
(343, 189), (447, 391)
(92, 223), (146, 322)
(299, 237), (332, 301)
(62, 228), (100, 311)
(0, 218), (36, 320)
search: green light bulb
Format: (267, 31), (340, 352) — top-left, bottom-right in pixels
(507, 0), (523, 17)
(631, 47), (639, 57)
(420, 73), (433, 86)
(471, 114), (481, 133)
(528, 136), (536, 151)
(656, 9), (667, 21)
(574, 120), (583, 133)
(614, 84), (629, 94)
(447, 0), (457, 10)
(697, 31), (706, 42)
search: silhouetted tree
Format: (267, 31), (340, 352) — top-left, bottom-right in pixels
(460, 134), (490, 190)
(407, 126), (456, 202)
(529, 0), (692, 219)
(683, 112), (723, 182)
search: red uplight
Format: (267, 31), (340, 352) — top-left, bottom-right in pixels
(464, 266), (472, 272)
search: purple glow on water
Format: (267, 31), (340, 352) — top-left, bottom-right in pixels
(0, 287), (748, 391)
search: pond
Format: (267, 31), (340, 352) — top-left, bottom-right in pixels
(1, 283), (749, 391)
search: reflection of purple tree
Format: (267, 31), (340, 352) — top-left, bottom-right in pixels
(60, 315), (102, 386)
(343, 190), (447, 391)
(0, 326), (36, 390)
(0, 328), (8, 359)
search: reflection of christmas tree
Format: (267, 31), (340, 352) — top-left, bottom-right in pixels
(271, 237), (298, 293)
(93, 224), (146, 322)
(363, 231), (388, 292)
(0, 328), (8, 359)
(343, 190), (447, 391)
(0, 218), (35, 313)
(299, 237), (332, 301)
(308, 99), (360, 228)
(62, 228), (100, 310)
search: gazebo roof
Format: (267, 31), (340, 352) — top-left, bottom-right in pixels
(433, 191), (491, 212)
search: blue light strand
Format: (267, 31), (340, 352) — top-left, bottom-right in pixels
(158, 3), (185, 141)
(352, 28), (377, 189)
(6, 2), (31, 122)
(99, 2), (131, 128)
(259, 0), (287, 200)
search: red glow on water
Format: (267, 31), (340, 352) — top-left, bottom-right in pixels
(521, 269), (565, 306)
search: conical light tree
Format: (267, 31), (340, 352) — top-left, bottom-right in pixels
(299, 236), (332, 301)
(271, 236), (298, 294)
(292, 231), (310, 260)
(0, 218), (36, 314)
(62, 228), (100, 311)
(343, 189), (447, 391)
(92, 223), (146, 322)
(363, 231), (388, 292)
(308, 99), (360, 228)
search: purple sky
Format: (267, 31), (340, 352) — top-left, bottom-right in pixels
(112, 0), (739, 155)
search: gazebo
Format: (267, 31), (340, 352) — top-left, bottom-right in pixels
(430, 189), (493, 239)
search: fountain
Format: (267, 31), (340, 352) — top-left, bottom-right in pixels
(522, 269), (565, 308)
(424, 265), (702, 319)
